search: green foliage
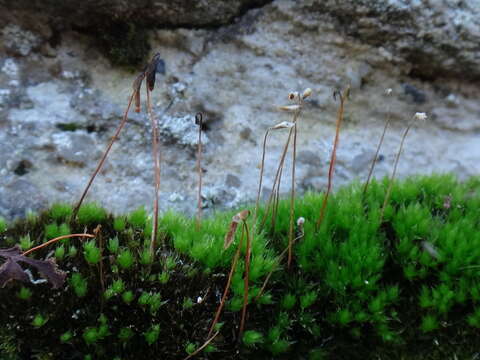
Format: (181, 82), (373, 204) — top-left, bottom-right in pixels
(113, 217), (126, 232)
(77, 203), (107, 225)
(83, 327), (99, 345)
(420, 314), (439, 333)
(117, 249), (134, 269)
(32, 314), (47, 328)
(112, 279), (125, 293)
(82, 316), (110, 346)
(128, 206), (148, 229)
(17, 287), (32, 300)
(44, 223), (70, 240)
(49, 203), (72, 221)
(158, 272), (169, 284)
(70, 273), (88, 297)
(4, 175), (480, 359)
(281, 293), (296, 310)
(0, 217), (6, 233)
(182, 297), (194, 310)
(107, 237), (119, 254)
(185, 342), (196, 354)
(122, 291), (134, 304)
(60, 331), (72, 343)
(68, 245), (78, 258)
(300, 291), (318, 310)
(139, 248), (153, 265)
(144, 324), (160, 346)
(118, 327), (134, 342)
(83, 240), (101, 265)
(55, 245), (65, 261)
(19, 235), (33, 251)
(243, 330), (264, 347)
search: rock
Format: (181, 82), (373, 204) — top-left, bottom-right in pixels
(0, 178), (47, 219)
(51, 132), (99, 166)
(226, 174), (241, 188)
(0, 0), (272, 28)
(159, 114), (209, 149)
(1, 24), (41, 56)
(1, 0), (480, 221)
(299, 0), (480, 80)
(402, 83), (427, 104)
(297, 151), (322, 167)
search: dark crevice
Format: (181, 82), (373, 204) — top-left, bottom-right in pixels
(13, 160), (32, 176)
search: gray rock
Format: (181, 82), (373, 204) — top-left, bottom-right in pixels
(1, 24), (40, 56)
(0, 0), (480, 221)
(0, 0), (272, 28)
(300, 0), (480, 80)
(159, 114), (209, 148)
(0, 178), (47, 219)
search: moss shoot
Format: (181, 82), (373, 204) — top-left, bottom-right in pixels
(1, 175), (480, 359)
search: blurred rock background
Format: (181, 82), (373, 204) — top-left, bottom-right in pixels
(0, 0), (479, 220)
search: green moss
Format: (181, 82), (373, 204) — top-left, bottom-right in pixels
(122, 291), (134, 304)
(44, 223), (70, 240)
(49, 203), (72, 221)
(2, 175), (480, 359)
(185, 342), (196, 354)
(107, 237), (119, 254)
(144, 324), (160, 346)
(117, 249), (134, 269)
(96, 22), (151, 67)
(118, 327), (134, 342)
(17, 287), (32, 300)
(32, 314), (47, 328)
(0, 217), (6, 233)
(77, 203), (107, 225)
(60, 331), (72, 343)
(83, 240), (101, 265)
(128, 206), (148, 229)
(70, 273), (88, 298)
(113, 217), (126, 232)
(243, 330), (264, 347)
(19, 235), (33, 251)
(54, 245), (65, 261)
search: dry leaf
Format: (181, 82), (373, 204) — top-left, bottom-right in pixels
(224, 210), (250, 250)
(0, 246), (66, 288)
(224, 215), (240, 250)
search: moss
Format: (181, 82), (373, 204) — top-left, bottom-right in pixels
(2, 175), (480, 359)
(77, 203), (107, 225)
(96, 22), (151, 67)
(0, 216), (7, 233)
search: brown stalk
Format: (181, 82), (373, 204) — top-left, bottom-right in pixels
(239, 220), (251, 338)
(259, 127), (294, 229)
(93, 225), (105, 295)
(195, 112), (204, 230)
(363, 94), (392, 196)
(146, 85), (161, 259)
(253, 128), (270, 231)
(208, 223), (245, 338)
(72, 53), (163, 227)
(379, 121), (413, 223)
(271, 165), (283, 232)
(315, 86), (350, 231)
(288, 121), (298, 268)
(255, 219), (305, 301)
(22, 233), (94, 256)
(72, 89), (137, 220)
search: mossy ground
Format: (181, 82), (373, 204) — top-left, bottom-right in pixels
(1, 174), (480, 359)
